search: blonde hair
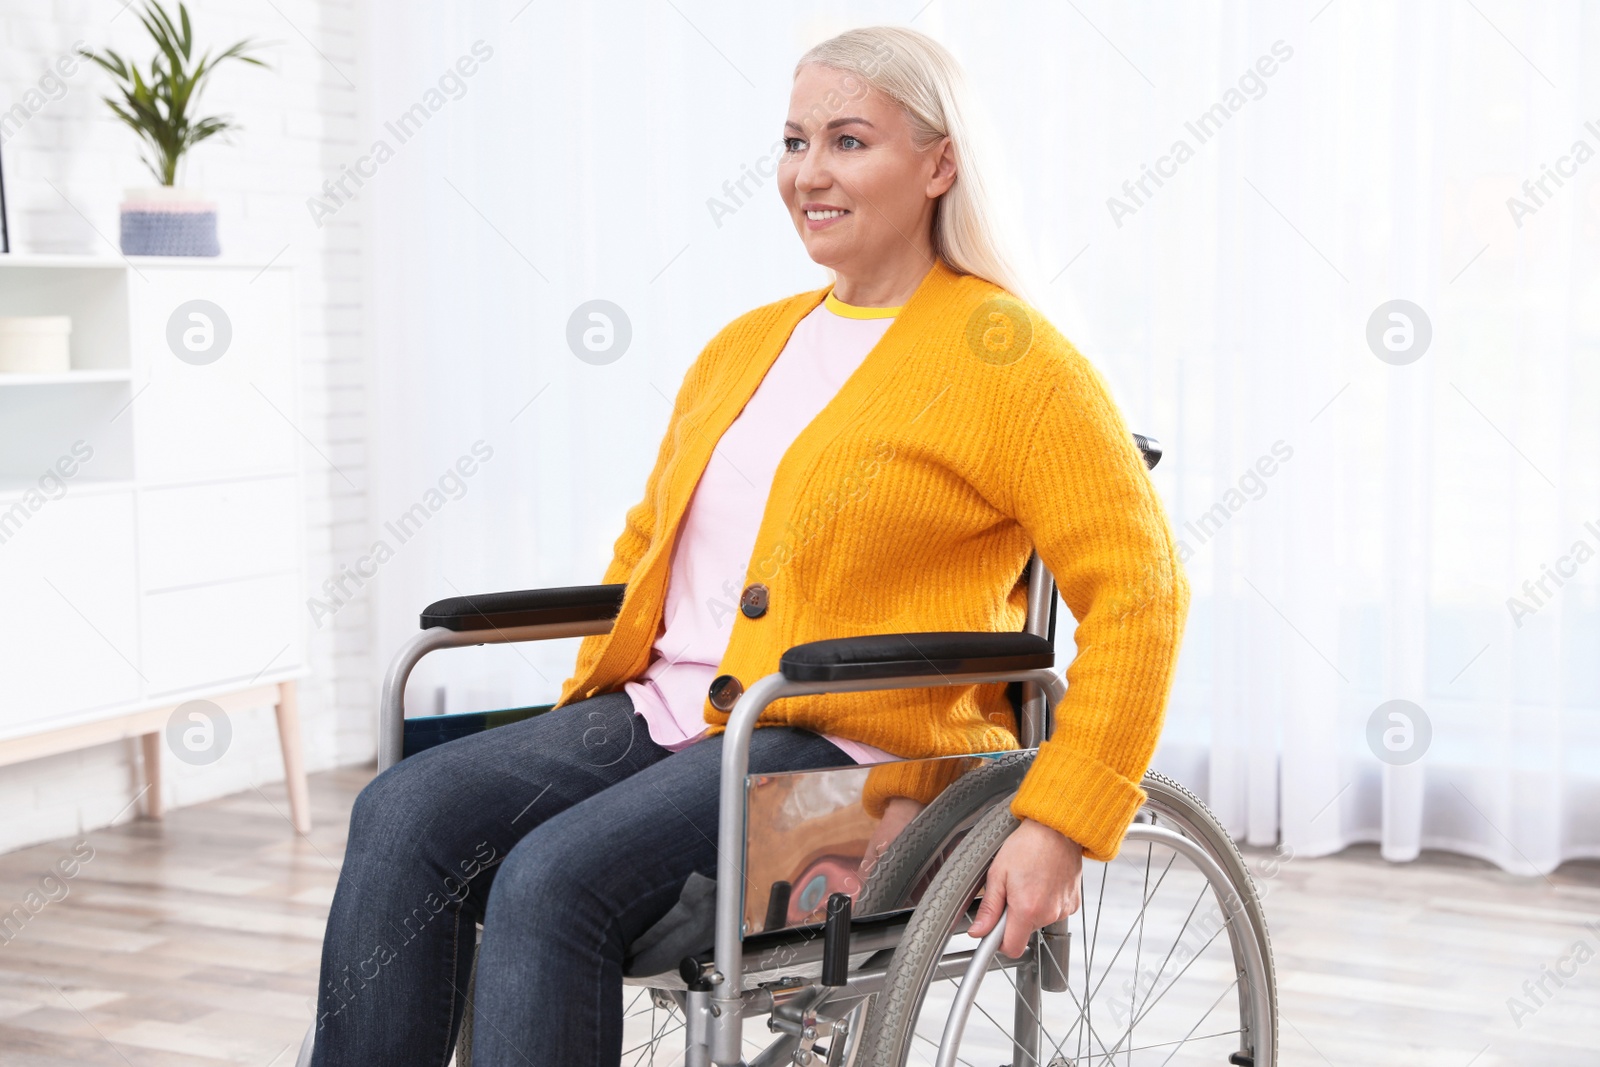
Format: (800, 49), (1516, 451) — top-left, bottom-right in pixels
(795, 26), (1038, 307)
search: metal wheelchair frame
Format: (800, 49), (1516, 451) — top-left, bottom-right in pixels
(297, 431), (1275, 1066)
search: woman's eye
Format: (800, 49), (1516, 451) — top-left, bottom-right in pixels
(839, 134), (863, 149)
(783, 137), (805, 153)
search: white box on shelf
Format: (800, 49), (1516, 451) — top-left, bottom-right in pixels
(0, 315), (72, 374)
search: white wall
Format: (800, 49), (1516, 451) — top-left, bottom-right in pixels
(0, 0), (372, 850)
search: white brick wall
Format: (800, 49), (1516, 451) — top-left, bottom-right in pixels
(0, 0), (373, 852)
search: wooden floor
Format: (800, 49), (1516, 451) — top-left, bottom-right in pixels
(0, 765), (1595, 1064)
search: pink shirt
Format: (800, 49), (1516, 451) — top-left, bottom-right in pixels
(623, 290), (901, 764)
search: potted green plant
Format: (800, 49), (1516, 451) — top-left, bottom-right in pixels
(79, 1), (268, 256)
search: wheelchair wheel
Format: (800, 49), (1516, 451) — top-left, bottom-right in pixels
(858, 772), (1277, 1067)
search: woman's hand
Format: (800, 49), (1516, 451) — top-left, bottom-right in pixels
(967, 818), (1084, 958)
(858, 796), (926, 883)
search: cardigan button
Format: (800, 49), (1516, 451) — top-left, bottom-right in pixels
(708, 674), (744, 711)
(739, 583), (769, 619)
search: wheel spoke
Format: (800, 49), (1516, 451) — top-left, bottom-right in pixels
(1044, 904), (1130, 1063)
(940, 967), (1016, 1052)
(1010, 846), (1236, 1067)
(1130, 840), (1152, 1067)
(1154, 976), (1242, 1067)
(1109, 878), (1208, 1027)
(621, 1014), (683, 1063)
(1071, 1028), (1241, 1063)
(999, 947), (1098, 1067)
(619, 991), (684, 1065)
(1078, 882), (1089, 1062)
(1101, 920), (1229, 1060)
(939, 939), (1249, 1067)
(622, 987), (663, 1020)
(911, 1023), (983, 1067)
(1052, 964), (1119, 1061)
(1080, 847), (1180, 1009)
(1134, 920), (1229, 1033)
(1043, 844), (1184, 1062)
(1079, 861), (1109, 1062)
(994, 932), (1110, 1061)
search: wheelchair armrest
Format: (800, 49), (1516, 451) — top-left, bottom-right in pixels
(419, 583), (625, 632)
(779, 631), (1054, 684)
(382, 584), (623, 770)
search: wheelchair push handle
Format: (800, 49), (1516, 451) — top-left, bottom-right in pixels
(1132, 433), (1162, 469)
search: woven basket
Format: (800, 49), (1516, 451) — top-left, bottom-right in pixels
(119, 187), (220, 256)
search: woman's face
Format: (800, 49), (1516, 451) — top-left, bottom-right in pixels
(778, 63), (956, 281)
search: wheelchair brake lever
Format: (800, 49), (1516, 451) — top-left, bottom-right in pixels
(820, 892), (852, 986)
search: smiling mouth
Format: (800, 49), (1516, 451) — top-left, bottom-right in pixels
(805, 208), (850, 220)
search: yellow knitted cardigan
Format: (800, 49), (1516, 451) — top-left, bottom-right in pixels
(553, 257), (1191, 862)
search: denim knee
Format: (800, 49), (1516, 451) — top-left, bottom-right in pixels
(345, 757), (440, 863)
(481, 833), (578, 922)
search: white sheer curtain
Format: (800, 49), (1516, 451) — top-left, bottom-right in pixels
(361, 0), (1599, 875)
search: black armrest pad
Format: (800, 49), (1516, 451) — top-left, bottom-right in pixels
(420, 583), (625, 632)
(780, 631), (1054, 683)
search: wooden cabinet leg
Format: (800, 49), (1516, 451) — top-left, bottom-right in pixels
(274, 680), (312, 835)
(139, 732), (164, 819)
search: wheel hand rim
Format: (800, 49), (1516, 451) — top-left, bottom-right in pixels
(936, 911), (1009, 1067)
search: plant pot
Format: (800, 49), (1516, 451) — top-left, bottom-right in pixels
(0, 316), (72, 374)
(120, 186), (220, 256)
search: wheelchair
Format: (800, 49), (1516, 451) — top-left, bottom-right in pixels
(296, 433), (1276, 1067)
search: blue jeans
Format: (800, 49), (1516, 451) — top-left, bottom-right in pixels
(310, 690), (853, 1065)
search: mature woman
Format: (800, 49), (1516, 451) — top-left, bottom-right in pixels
(310, 24), (1189, 1066)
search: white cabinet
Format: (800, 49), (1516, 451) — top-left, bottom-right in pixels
(0, 256), (311, 832)
(142, 573), (303, 695)
(129, 268), (299, 483)
(138, 476), (302, 589)
(0, 487), (142, 733)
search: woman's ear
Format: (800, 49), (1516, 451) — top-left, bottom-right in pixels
(925, 135), (958, 199)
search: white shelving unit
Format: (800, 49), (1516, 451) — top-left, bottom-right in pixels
(0, 254), (312, 832)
